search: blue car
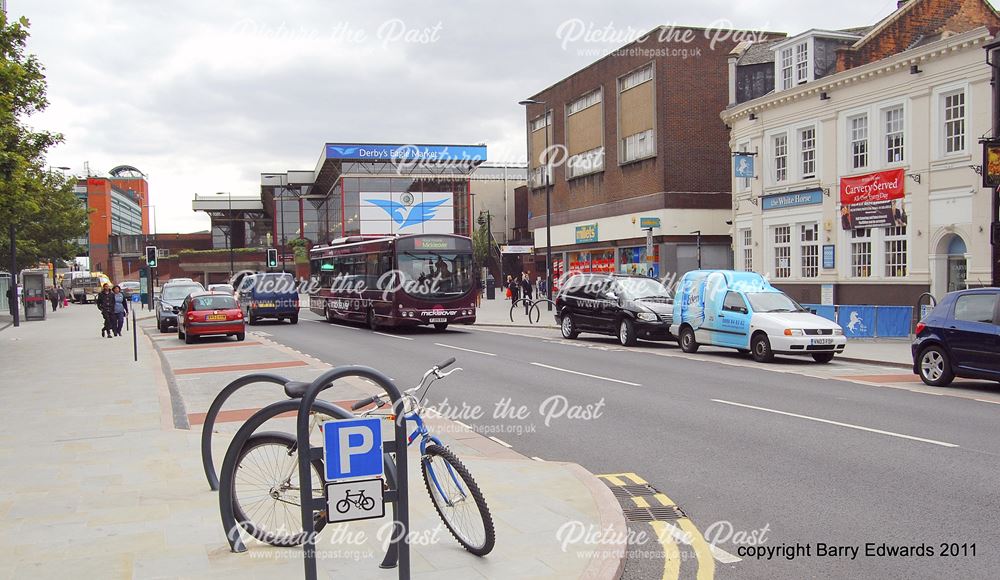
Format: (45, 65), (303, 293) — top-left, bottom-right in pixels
(237, 272), (299, 325)
(912, 288), (1000, 387)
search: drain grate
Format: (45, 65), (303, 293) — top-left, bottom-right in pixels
(607, 483), (659, 499)
(623, 504), (687, 522)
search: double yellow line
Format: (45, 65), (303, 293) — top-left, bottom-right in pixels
(598, 473), (715, 580)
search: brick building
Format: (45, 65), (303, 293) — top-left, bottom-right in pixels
(521, 25), (784, 281)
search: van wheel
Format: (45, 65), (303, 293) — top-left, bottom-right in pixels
(679, 326), (699, 353)
(751, 333), (774, 363)
(618, 318), (637, 347)
(366, 309), (378, 331)
(247, 309), (256, 325)
(812, 353), (835, 363)
(918, 346), (954, 387)
(324, 305), (334, 323)
(560, 314), (579, 339)
(289, 314), (298, 324)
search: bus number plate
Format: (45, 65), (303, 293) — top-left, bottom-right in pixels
(429, 317), (448, 323)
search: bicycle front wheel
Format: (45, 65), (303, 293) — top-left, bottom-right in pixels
(232, 431), (326, 547)
(421, 444), (495, 556)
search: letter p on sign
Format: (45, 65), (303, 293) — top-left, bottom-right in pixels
(323, 418), (384, 481)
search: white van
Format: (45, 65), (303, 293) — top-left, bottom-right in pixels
(670, 270), (846, 363)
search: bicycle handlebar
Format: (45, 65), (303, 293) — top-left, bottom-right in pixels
(351, 395), (379, 411)
(437, 357), (456, 371)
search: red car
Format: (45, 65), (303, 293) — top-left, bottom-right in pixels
(178, 291), (245, 344)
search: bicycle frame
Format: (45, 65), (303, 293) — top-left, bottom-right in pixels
(405, 409), (467, 507)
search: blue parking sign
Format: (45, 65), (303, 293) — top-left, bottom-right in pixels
(323, 417), (383, 481)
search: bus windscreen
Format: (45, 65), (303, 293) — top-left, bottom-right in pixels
(397, 251), (473, 299)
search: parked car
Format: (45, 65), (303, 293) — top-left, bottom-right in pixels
(912, 288), (1000, 387)
(670, 270), (846, 363)
(156, 279), (205, 332)
(177, 291), (245, 344)
(554, 273), (673, 346)
(237, 272), (299, 324)
(207, 283), (235, 296)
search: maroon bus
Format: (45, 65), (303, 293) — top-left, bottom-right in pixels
(308, 234), (477, 330)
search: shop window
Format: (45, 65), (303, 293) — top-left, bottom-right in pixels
(851, 228), (872, 278)
(740, 228), (752, 272)
(800, 223), (818, 278)
(773, 226), (791, 278)
(618, 245), (659, 277)
(884, 226), (907, 278)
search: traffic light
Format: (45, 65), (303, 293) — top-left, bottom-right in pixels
(145, 246), (158, 268)
(266, 248), (278, 269)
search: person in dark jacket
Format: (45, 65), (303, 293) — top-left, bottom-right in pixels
(508, 276), (520, 303)
(110, 285), (129, 336)
(97, 283), (114, 338)
(519, 273), (533, 313)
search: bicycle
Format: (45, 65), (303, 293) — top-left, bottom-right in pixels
(350, 358), (496, 556)
(229, 358), (495, 556)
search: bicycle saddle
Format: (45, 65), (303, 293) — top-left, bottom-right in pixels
(283, 381), (310, 398)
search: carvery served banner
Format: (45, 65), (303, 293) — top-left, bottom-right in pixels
(839, 169), (907, 230)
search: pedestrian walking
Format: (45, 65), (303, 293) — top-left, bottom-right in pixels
(520, 274), (533, 314)
(110, 284), (129, 336)
(509, 275), (521, 303)
(505, 275), (513, 301)
(48, 286), (59, 311)
(96, 283), (114, 338)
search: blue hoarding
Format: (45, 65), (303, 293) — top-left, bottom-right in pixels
(837, 305), (876, 338)
(326, 143), (487, 162)
(762, 189), (823, 211)
(822, 245), (836, 269)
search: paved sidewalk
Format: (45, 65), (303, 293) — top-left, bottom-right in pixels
(475, 297), (557, 329)
(0, 304), (626, 579)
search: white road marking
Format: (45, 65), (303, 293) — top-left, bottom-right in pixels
(711, 399), (959, 448)
(530, 362), (641, 386)
(531, 456), (545, 462)
(974, 398), (1000, 405)
(488, 436), (513, 448)
(304, 318), (360, 330)
(374, 332), (413, 340)
(434, 343), (496, 357)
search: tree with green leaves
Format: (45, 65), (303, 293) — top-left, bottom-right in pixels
(0, 12), (87, 274)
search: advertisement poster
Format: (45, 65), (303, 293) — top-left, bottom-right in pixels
(839, 169), (907, 230)
(359, 192), (454, 235)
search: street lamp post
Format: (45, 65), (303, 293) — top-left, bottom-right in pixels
(518, 98), (553, 309)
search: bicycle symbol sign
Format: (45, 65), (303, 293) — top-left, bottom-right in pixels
(326, 477), (385, 523)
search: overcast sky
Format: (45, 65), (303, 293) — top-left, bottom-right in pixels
(16, 0), (974, 232)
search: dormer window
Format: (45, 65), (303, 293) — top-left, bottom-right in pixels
(776, 38), (817, 91)
(795, 43), (809, 84)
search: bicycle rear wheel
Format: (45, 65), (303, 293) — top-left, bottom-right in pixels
(421, 444), (495, 556)
(232, 431), (327, 547)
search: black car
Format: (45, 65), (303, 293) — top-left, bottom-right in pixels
(156, 280), (205, 332)
(912, 288), (1000, 387)
(554, 274), (673, 346)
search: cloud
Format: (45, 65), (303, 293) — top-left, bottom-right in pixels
(16, 0), (923, 233)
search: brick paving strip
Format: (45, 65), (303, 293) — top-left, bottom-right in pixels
(173, 360), (308, 375)
(187, 400), (361, 425)
(160, 341), (261, 352)
(841, 373), (920, 383)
